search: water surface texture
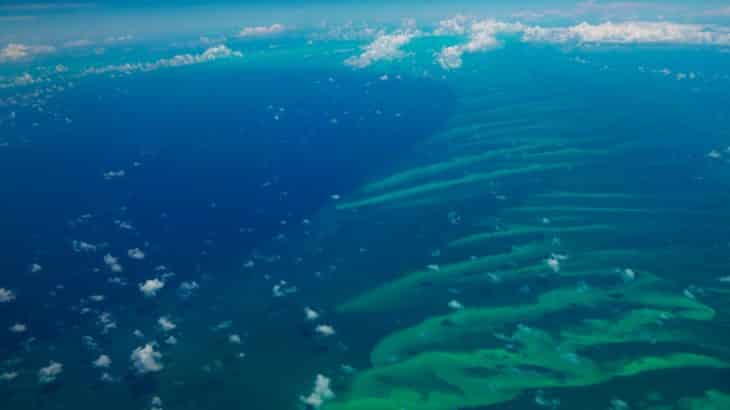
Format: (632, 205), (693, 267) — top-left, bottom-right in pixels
(1, 2), (730, 410)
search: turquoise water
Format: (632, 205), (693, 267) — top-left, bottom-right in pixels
(2, 6), (730, 410)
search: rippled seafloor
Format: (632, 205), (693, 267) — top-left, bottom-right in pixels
(1, 39), (730, 410)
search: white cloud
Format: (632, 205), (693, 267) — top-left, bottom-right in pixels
(0, 43), (55, 63)
(158, 316), (176, 332)
(164, 335), (178, 345)
(84, 45), (242, 76)
(104, 254), (123, 272)
(72, 240), (97, 252)
(130, 343), (163, 374)
(0, 371), (18, 382)
(127, 248), (145, 260)
(304, 307), (320, 321)
(522, 21), (730, 45)
(434, 15), (471, 36)
(315, 324), (336, 337)
(103, 170), (125, 180)
(435, 19), (730, 70)
(98, 312), (117, 334)
(228, 334), (241, 344)
(0, 288), (15, 303)
(38, 361), (63, 384)
(436, 20), (524, 69)
(300, 374), (335, 408)
(139, 279), (165, 297)
(546, 256), (561, 272)
(448, 300), (464, 310)
(93, 354), (111, 368)
(9, 323), (27, 333)
(345, 30), (418, 68)
(178, 281), (199, 299)
(238, 23), (285, 37)
(30, 263), (43, 273)
(272, 280), (297, 297)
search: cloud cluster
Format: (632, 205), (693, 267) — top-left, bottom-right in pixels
(435, 18), (730, 70)
(84, 45), (242, 76)
(300, 374), (335, 408)
(130, 343), (163, 374)
(238, 24), (285, 38)
(522, 21), (730, 45)
(38, 361), (63, 384)
(436, 20), (524, 69)
(345, 30), (417, 68)
(0, 43), (55, 63)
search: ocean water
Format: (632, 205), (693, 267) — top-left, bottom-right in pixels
(2, 6), (730, 410)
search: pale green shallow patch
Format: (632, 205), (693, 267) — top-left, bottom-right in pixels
(337, 243), (549, 314)
(447, 224), (615, 248)
(337, 163), (572, 210)
(369, 276), (715, 366)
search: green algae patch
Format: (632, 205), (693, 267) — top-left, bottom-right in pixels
(325, 342), (726, 410)
(336, 163), (572, 211)
(448, 224), (615, 248)
(360, 143), (557, 194)
(336, 243), (549, 314)
(368, 277), (715, 366)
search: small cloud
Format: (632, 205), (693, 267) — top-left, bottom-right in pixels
(272, 280), (297, 297)
(30, 263), (43, 273)
(92, 354), (111, 368)
(300, 374), (335, 408)
(158, 316), (176, 332)
(127, 248), (145, 260)
(0, 371), (18, 382)
(72, 240), (97, 252)
(103, 170), (125, 180)
(38, 361), (63, 384)
(228, 334), (241, 344)
(448, 300), (464, 310)
(315, 324), (336, 337)
(130, 343), (163, 374)
(9, 323), (27, 333)
(304, 307), (320, 321)
(139, 279), (165, 297)
(177, 281), (199, 299)
(164, 335), (178, 345)
(238, 23), (285, 38)
(546, 257), (560, 272)
(104, 254), (123, 272)
(0, 288), (15, 303)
